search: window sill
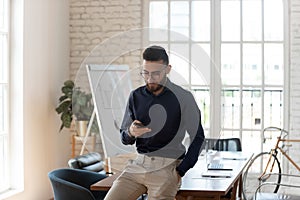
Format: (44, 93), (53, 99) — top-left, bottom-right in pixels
(0, 188), (23, 199)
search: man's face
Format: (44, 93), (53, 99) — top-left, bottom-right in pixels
(141, 60), (170, 93)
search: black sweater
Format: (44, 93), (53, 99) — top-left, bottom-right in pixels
(120, 79), (205, 177)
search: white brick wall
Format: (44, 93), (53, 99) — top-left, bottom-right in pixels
(69, 0), (143, 157)
(70, 0), (142, 80)
(289, 0), (300, 174)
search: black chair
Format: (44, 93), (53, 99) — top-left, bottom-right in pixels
(214, 138), (242, 151)
(200, 137), (242, 153)
(48, 168), (107, 200)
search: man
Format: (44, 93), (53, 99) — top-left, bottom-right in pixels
(104, 45), (205, 200)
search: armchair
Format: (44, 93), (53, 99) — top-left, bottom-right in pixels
(48, 168), (107, 200)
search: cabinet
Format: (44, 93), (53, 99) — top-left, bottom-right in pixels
(71, 135), (96, 158)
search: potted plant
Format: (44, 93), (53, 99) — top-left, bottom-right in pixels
(55, 80), (96, 136)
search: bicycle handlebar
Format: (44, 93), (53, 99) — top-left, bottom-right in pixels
(263, 126), (289, 140)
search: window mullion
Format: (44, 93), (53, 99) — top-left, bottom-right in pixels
(210, 0), (221, 138)
(188, 0), (191, 90)
(283, 0), (289, 132)
(240, 0), (243, 139)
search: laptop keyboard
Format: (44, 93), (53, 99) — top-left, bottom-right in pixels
(207, 163), (233, 170)
(208, 163), (224, 169)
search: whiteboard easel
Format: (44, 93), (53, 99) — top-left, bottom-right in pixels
(82, 64), (135, 159)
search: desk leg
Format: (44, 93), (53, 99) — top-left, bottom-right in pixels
(238, 174), (243, 200)
(72, 135), (75, 158)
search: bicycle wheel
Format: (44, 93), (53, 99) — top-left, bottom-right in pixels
(242, 152), (281, 200)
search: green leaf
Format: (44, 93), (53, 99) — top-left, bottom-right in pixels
(59, 95), (69, 102)
(64, 80), (74, 88)
(61, 112), (72, 128)
(55, 101), (71, 114)
(59, 123), (64, 132)
(77, 95), (87, 106)
(62, 86), (73, 95)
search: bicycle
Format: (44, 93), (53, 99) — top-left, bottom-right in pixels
(242, 126), (300, 200)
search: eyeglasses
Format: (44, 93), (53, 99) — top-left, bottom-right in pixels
(140, 65), (167, 80)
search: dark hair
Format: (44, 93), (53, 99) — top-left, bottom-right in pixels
(143, 45), (169, 65)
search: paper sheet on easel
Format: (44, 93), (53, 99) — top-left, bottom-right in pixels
(86, 64), (135, 158)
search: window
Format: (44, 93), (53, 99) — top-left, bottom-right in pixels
(146, 0), (287, 154)
(148, 0), (211, 133)
(220, 0), (285, 155)
(0, 0), (9, 193)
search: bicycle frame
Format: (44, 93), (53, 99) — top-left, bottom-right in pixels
(260, 135), (300, 181)
(276, 138), (300, 171)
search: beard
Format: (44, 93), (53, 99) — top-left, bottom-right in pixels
(146, 76), (167, 93)
(146, 83), (164, 93)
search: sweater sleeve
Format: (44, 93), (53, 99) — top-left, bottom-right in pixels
(120, 92), (136, 145)
(176, 93), (205, 177)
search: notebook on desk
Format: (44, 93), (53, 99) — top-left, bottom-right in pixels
(207, 162), (233, 171)
(201, 171), (232, 178)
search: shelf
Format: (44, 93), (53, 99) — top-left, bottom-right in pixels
(71, 135), (96, 158)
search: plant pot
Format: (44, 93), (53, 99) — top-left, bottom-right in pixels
(75, 120), (88, 137)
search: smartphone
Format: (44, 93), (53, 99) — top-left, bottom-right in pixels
(133, 122), (145, 128)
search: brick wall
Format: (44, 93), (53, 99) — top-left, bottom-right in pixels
(70, 0), (143, 80)
(69, 0), (143, 157)
(289, 0), (300, 174)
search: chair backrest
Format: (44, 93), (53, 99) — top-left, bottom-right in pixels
(200, 138), (242, 152)
(48, 168), (107, 200)
(214, 138), (242, 151)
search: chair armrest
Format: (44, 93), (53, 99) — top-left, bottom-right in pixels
(254, 173), (300, 200)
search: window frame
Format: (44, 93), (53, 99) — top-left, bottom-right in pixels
(143, 0), (289, 151)
(0, 0), (24, 198)
(0, 0), (11, 193)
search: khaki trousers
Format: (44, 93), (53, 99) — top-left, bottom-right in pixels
(104, 154), (181, 200)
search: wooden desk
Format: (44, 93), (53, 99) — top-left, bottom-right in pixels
(91, 173), (121, 191)
(176, 151), (252, 200)
(104, 153), (137, 174)
(91, 151), (252, 200)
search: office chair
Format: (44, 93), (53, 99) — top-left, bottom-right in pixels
(199, 138), (242, 153)
(48, 168), (107, 200)
(214, 138), (242, 151)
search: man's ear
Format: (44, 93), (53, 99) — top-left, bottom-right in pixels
(166, 64), (172, 74)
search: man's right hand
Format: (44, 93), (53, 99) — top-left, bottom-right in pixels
(128, 120), (151, 138)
